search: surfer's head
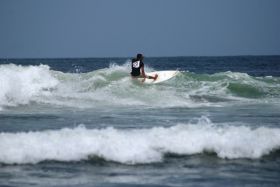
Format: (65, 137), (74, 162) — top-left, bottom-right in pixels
(136, 53), (143, 60)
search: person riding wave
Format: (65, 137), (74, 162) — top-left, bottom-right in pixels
(130, 53), (158, 81)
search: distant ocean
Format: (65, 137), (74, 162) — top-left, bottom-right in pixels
(0, 56), (280, 187)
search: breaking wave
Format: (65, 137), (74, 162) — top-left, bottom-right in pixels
(0, 116), (279, 164)
(0, 63), (279, 109)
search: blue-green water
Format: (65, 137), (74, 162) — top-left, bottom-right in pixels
(0, 56), (280, 187)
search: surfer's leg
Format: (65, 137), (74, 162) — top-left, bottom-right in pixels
(147, 74), (158, 80)
(154, 74), (158, 80)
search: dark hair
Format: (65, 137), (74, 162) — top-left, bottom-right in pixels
(137, 53), (143, 59)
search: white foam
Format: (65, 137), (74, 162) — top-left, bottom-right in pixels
(0, 117), (279, 164)
(0, 64), (58, 108)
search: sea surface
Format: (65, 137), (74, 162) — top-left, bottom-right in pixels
(0, 56), (280, 187)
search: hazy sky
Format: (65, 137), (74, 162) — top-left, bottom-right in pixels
(0, 0), (280, 58)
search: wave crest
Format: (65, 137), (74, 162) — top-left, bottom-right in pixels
(0, 64), (58, 108)
(0, 116), (279, 164)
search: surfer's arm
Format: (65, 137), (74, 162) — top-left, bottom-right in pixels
(141, 65), (157, 80)
(141, 66), (147, 78)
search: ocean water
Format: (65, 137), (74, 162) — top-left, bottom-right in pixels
(0, 56), (280, 187)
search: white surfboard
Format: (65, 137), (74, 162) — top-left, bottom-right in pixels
(137, 70), (179, 84)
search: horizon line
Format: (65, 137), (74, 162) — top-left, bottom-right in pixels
(1, 54), (280, 60)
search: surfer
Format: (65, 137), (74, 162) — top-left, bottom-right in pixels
(130, 53), (158, 81)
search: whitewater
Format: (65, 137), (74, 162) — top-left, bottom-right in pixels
(1, 117), (280, 164)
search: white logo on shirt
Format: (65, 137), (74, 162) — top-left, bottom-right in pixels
(132, 61), (140, 68)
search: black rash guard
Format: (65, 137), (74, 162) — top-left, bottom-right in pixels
(130, 59), (144, 76)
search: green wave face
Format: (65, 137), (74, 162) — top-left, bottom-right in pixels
(185, 71), (280, 98)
